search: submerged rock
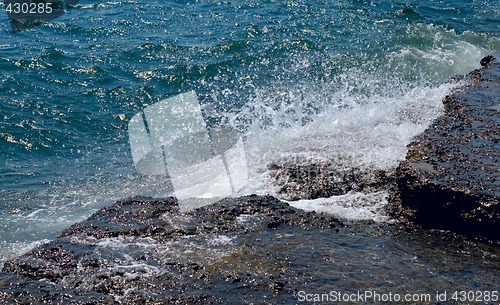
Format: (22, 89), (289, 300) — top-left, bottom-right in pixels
(0, 195), (342, 304)
(391, 52), (500, 241)
(1, 192), (499, 304)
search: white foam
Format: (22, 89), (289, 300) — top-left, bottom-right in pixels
(387, 23), (496, 78)
(74, 233), (238, 265)
(246, 83), (452, 169)
(230, 70), (460, 222)
(288, 191), (392, 222)
(208, 235), (235, 246)
(112, 261), (163, 279)
(94, 236), (159, 249)
(236, 214), (258, 224)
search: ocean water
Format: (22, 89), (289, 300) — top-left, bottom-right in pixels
(0, 0), (499, 271)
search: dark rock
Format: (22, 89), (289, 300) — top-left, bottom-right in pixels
(268, 157), (393, 200)
(480, 54), (494, 66)
(391, 52), (500, 241)
(60, 197), (180, 239)
(2, 196), (499, 304)
(0, 273), (116, 304)
(0, 195), (343, 304)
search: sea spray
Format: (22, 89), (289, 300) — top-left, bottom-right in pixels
(0, 0), (498, 268)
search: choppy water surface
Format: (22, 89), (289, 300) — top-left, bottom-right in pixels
(0, 0), (499, 294)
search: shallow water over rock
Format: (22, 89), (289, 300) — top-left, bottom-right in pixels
(1, 196), (498, 304)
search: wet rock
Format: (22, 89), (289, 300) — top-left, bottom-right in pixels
(0, 273), (116, 304)
(268, 157), (393, 200)
(2, 196), (499, 304)
(391, 52), (500, 241)
(60, 197), (180, 239)
(0, 195), (343, 304)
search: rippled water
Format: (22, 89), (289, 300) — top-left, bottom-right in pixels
(0, 0), (499, 285)
(224, 224), (500, 303)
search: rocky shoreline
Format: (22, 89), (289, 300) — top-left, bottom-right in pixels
(2, 196), (498, 304)
(390, 52), (499, 241)
(1, 195), (344, 304)
(0, 54), (498, 304)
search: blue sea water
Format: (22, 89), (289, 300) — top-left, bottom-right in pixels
(0, 0), (499, 269)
